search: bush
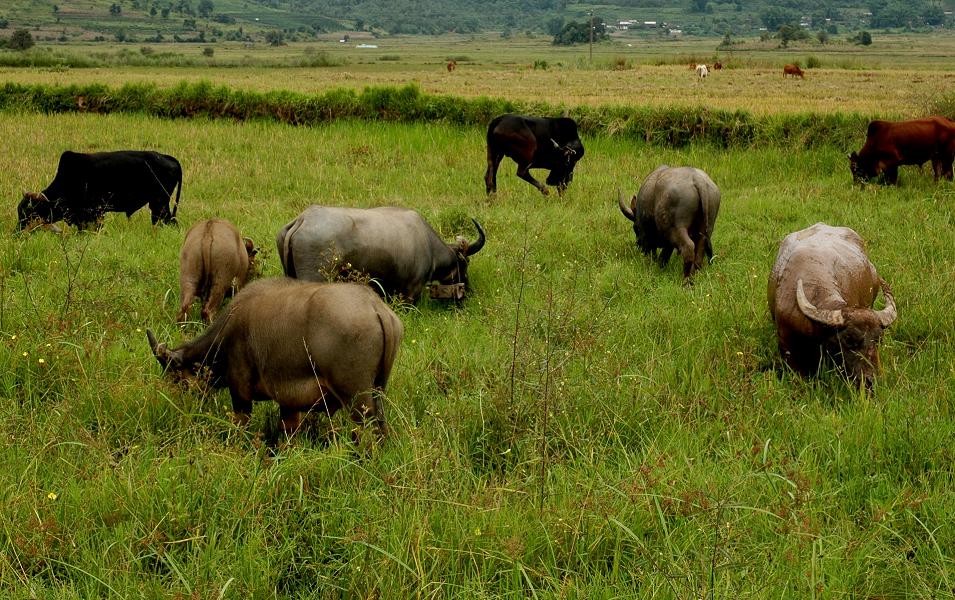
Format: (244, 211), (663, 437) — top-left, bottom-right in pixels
(202, 46), (214, 57)
(852, 30), (872, 45)
(805, 55), (821, 69)
(8, 29), (34, 51)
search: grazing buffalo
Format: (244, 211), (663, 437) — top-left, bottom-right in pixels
(783, 64), (804, 79)
(712, 61), (723, 70)
(695, 64), (709, 79)
(17, 150), (182, 231)
(147, 278), (403, 438)
(849, 116), (955, 184)
(276, 205), (486, 303)
(618, 165), (721, 279)
(768, 223), (897, 387)
(447, 59), (457, 72)
(485, 114), (585, 196)
(177, 218), (257, 323)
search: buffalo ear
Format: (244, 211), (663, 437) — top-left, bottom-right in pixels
(243, 237), (257, 257)
(848, 152), (858, 160)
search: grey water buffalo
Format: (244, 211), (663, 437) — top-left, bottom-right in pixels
(147, 278), (403, 438)
(618, 165), (721, 279)
(276, 205), (486, 303)
(768, 223), (897, 387)
(17, 150), (182, 231)
(849, 116), (955, 184)
(177, 218), (257, 323)
(485, 114), (585, 196)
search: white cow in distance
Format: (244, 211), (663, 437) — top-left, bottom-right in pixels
(695, 64), (709, 80)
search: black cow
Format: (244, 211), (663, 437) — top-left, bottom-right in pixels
(17, 150), (182, 231)
(484, 114), (584, 196)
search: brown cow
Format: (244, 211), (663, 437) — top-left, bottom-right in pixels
(447, 59), (457, 72)
(177, 218), (257, 323)
(148, 278), (403, 438)
(712, 61), (723, 70)
(849, 116), (955, 184)
(783, 64), (804, 79)
(768, 223), (897, 387)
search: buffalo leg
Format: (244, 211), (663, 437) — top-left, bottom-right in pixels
(704, 237), (714, 262)
(485, 153), (503, 195)
(657, 246), (673, 269)
(516, 163), (548, 195)
(884, 165), (899, 185)
(279, 406), (302, 436)
(201, 277), (231, 323)
(350, 391), (388, 443)
(149, 199), (174, 225)
(229, 386), (253, 426)
(177, 277), (198, 323)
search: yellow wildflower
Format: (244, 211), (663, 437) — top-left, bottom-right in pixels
(47, 492), (58, 501)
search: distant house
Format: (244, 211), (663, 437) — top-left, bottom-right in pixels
(643, 21), (657, 28)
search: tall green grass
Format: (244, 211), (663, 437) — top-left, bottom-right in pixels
(1, 112), (953, 598)
(0, 81), (875, 149)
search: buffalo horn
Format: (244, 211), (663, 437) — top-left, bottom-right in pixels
(617, 189), (636, 222)
(796, 279), (845, 327)
(146, 329), (171, 367)
(465, 218), (486, 256)
(875, 279), (898, 327)
(551, 138), (560, 149)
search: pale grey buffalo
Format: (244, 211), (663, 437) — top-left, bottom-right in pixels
(177, 218), (257, 323)
(276, 206), (486, 303)
(147, 278), (403, 438)
(768, 223), (897, 387)
(618, 165), (721, 279)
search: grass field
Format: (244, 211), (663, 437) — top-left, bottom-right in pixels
(2, 36), (955, 598)
(4, 33), (955, 116)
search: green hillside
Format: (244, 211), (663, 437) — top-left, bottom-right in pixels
(2, 0), (953, 45)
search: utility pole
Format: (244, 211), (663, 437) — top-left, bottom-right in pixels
(589, 9), (594, 63)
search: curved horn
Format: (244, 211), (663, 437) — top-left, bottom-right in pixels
(796, 279), (844, 327)
(465, 218), (486, 256)
(551, 138), (560, 149)
(875, 279), (897, 328)
(617, 189), (636, 222)
(146, 329), (171, 368)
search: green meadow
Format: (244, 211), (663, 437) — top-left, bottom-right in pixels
(1, 34), (954, 598)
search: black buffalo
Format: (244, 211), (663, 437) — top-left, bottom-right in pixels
(484, 114), (584, 196)
(17, 150), (182, 231)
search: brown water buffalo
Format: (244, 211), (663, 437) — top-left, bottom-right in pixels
(849, 116), (955, 184)
(17, 150), (182, 231)
(618, 165), (721, 279)
(148, 278), (403, 438)
(485, 114), (585, 196)
(783, 64), (804, 79)
(712, 61), (723, 70)
(768, 223), (897, 387)
(447, 59), (457, 72)
(276, 206), (485, 303)
(177, 218), (257, 323)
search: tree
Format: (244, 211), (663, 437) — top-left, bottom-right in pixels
(552, 18), (607, 46)
(110, 3), (122, 15)
(817, 30), (829, 44)
(777, 24), (809, 48)
(8, 28), (34, 50)
(760, 6), (800, 30)
(197, 0), (213, 18)
(265, 30), (285, 46)
(854, 30), (872, 45)
(691, 0), (708, 13)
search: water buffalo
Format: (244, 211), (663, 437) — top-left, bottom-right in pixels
(618, 165), (721, 279)
(17, 150), (182, 231)
(177, 218), (257, 323)
(768, 223), (897, 387)
(276, 205), (486, 303)
(147, 278), (403, 438)
(849, 116), (955, 184)
(485, 114), (585, 196)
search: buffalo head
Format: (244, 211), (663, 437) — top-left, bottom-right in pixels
(617, 189), (657, 256)
(546, 138), (584, 193)
(796, 278), (897, 386)
(16, 192), (58, 232)
(443, 219), (486, 291)
(146, 329), (184, 371)
(848, 151), (878, 184)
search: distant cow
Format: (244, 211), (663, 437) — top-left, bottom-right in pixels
(177, 218), (257, 323)
(148, 278), (403, 438)
(695, 64), (708, 79)
(17, 150), (182, 232)
(485, 114), (585, 196)
(277, 205), (486, 303)
(768, 223), (897, 387)
(712, 61), (723, 70)
(849, 116), (955, 184)
(783, 64), (804, 79)
(618, 165), (721, 279)
(447, 59), (457, 72)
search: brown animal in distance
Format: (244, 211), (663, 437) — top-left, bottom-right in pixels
(177, 218), (257, 322)
(447, 59), (457, 72)
(712, 61), (723, 70)
(783, 64), (805, 79)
